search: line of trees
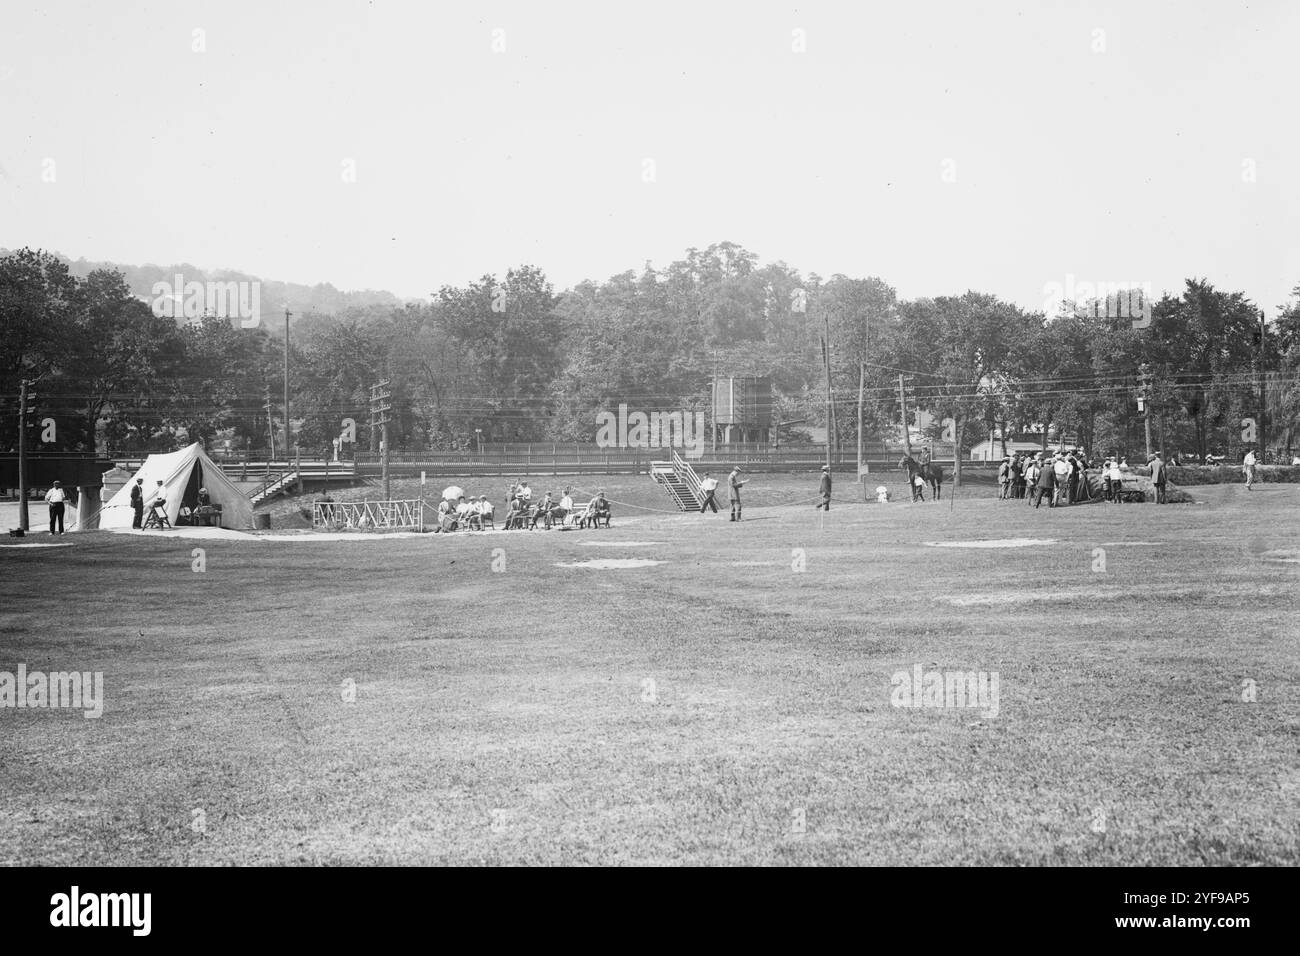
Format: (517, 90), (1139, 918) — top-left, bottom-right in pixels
(3, 243), (1298, 463)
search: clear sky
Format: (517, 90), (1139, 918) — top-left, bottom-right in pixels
(2, 0), (1297, 313)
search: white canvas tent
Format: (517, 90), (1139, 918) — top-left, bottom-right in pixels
(101, 443), (254, 530)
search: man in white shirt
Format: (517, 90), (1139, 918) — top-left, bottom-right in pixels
(44, 481), (69, 535)
(148, 479), (168, 527)
(464, 496), (484, 530)
(1023, 458), (1039, 507)
(557, 488), (575, 526)
(1243, 448), (1257, 489)
(698, 472), (720, 514)
(1052, 454), (1071, 506)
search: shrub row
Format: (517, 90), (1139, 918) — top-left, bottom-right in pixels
(1165, 465), (1300, 485)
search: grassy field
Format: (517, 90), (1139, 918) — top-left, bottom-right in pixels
(1, 474), (1297, 865)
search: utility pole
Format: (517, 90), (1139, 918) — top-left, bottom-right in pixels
(898, 374), (912, 458)
(1138, 363), (1153, 459)
(371, 379), (392, 501)
(856, 360), (866, 489)
(1259, 309), (1267, 461)
(821, 313), (834, 468)
(283, 307), (293, 457)
(711, 350), (719, 453)
(263, 386), (276, 459)
(17, 379), (32, 531)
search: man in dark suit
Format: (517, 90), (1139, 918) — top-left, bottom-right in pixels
(816, 465), (832, 511)
(130, 478), (144, 528)
(1033, 455), (1055, 508)
(1149, 452), (1167, 504)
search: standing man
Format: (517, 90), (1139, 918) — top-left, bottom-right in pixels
(1149, 452), (1167, 504)
(1023, 456), (1039, 506)
(997, 456), (1010, 499)
(1034, 455), (1055, 509)
(1052, 453), (1071, 506)
(130, 477), (145, 529)
(816, 465), (832, 511)
(728, 466), (746, 522)
(1242, 447), (1257, 490)
(698, 471), (720, 514)
(44, 480), (69, 535)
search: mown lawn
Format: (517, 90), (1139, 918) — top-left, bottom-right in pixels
(1, 477), (1297, 865)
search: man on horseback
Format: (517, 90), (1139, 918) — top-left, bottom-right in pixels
(899, 452), (944, 502)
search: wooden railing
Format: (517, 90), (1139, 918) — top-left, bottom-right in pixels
(312, 499), (425, 531)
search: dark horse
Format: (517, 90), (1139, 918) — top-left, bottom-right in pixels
(899, 454), (944, 501)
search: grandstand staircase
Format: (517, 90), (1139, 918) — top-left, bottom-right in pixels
(650, 450), (704, 511)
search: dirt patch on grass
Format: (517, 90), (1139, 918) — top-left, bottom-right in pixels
(938, 589), (1115, 606)
(555, 558), (666, 569)
(925, 538), (1057, 549)
(579, 541), (664, 547)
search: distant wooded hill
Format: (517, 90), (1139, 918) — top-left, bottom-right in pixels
(0, 249), (407, 322)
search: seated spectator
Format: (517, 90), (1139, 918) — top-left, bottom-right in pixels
(435, 498), (458, 532)
(556, 487), (575, 524)
(503, 497), (524, 530)
(478, 496), (494, 526)
(149, 480), (168, 522)
(463, 496), (483, 530)
(531, 492), (555, 529)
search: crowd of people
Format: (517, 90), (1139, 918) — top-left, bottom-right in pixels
(431, 479), (611, 533)
(994, 449), (1174, 507)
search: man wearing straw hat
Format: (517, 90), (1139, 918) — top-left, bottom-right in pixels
(728, 466), (746, 522)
